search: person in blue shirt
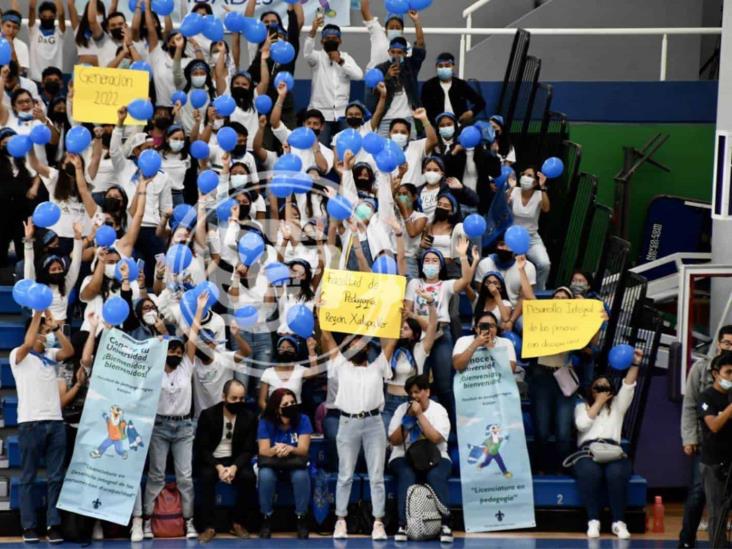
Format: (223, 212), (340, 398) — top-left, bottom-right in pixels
(257, 388), (312, 540)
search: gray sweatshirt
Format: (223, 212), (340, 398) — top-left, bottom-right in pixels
(680, 356), (715, 446)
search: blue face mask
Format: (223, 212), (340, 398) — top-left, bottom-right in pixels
(437, 67), (453, 81)
(423, 264), (439, 279)
(45, 332), (56, 349)
(17, 111), (34, 121)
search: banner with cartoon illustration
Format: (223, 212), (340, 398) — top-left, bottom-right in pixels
(454, 346), (535, 532)
(58, 329), (167, 525)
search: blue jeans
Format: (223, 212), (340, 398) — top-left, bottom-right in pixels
(143, 417), (195, 518)
(526, 232), (551, 291)
(679, 454), (705, 545)
(574, 457), (632, 522)
(258, 466), (311, 516)
(529, 365), (576, 471)
(382, 392), (408, 436)
(18, 420), (66, 529)
(389, 457), (451, 526)
(424, 330), (455, 424)
(239, 332), (273, 396)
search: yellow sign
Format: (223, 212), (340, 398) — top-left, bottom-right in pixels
(318, 268), (406, 338)
(521, 299), (605, 358)
(72, 65), (150, 125)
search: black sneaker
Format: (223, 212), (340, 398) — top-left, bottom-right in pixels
(46, 526), (64, 544)
(259, 516), (272, 539)
(22, 529), (39, 544)
(440, 524), (453, 544)
(394, 526), (408, 543)
(296, 515), (309, 540)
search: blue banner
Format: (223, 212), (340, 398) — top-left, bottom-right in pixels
(57, 329), (168, 525)
(454, 346), (535, 532)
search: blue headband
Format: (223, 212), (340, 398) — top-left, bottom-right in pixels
(2, 13), (21, 25)
(322, 27), (341, 38)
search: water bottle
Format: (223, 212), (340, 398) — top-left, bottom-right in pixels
(652, 495), (665, 533)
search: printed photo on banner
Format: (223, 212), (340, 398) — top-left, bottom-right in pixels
(454, 346), (535, 532)
(57, 329), (168, 525)
(72, 66), (150, 125)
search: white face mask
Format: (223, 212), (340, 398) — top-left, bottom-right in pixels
(438, 126), (455, 140)
(104, 264), (116, 279)
(386, 29), (403, 41)
(168, 139), (184, 152)
(520, 175), (535, 190)
(391, 133), (408, 147)
(191, 75), (207, 88)
(424, 171), (442, 184)
(230, 174), (247, 187)
(142, 311), (158, 325)
(721, 378), (732, 391)
(45, 332), (56, 349)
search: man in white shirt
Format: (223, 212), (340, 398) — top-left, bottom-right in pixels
(1, 11), (30, 75)
(304, 16), (363, 146)
(10, 311), (74, 544)
(27, 0), (66, 82)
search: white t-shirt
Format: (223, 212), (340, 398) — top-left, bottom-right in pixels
(213, 415), (235, 459)
(406, 278), (456, 323)
(401, 210), (428, 258)
(230, 105), (260, 150)
(385, 88), (411, 120)
(79, 274), (141, 335)
(190, 352), (235, 418)
(28, 23), (64, 81)
(158, 355), (194, 416)
(41, 168), (94, 238)
(419, 185), (440, 220)
(160, 153), (191, 192)
(261, 365), (307, 402)
(12, 38), (30, 71)
(474, 256), (536, 306)
(388, 399), (450, 462)
(440, 81), (453, 114)
(9, 347), (62, 423)
(386, 341), (427, 388)
(452, 334), (517, 365)
(510, 187), (542, 235)
(328, 351), (392, 414)
(576, 382), (636, 446)
(149, 45), (190, 107)
(395, 138), (427, 187)
(271, 123), (335, 174)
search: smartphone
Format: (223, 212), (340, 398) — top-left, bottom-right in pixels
(137, 258), (145, 275)
(316, 6), (324, 17)
(426, 235), (434, 245)
(154, 253), (165, 266)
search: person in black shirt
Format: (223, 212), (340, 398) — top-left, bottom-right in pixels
(697, 351), (732, 546)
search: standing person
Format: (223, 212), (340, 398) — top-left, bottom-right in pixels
(697, 351), (732, 547)
(1, 9), (30, 75)
(420, 52), (486, 125)
(11, 310), (74, 544)
(360, 0), (412, 69)
(679, 325), (732, 548)
(195, 379), (258, 543)
(27, 0), (66, 83)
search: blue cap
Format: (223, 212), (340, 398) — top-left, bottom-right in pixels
(489, 114), (505, 126)
(389, 37), (408, 51)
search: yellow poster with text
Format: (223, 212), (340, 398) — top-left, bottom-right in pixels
(72, 65), (149, 125)
(318, 269), (406, 338)
(522, 299), (605, 358)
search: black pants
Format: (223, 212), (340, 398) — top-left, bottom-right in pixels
(0, 193), (29, 267)
(197, 457), (256, 530)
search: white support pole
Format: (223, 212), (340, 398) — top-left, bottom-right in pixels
(466, 14), (473, 51)
(459, 33), (466, 79)
(660, 33), (669, 81)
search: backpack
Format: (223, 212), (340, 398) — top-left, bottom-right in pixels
(405, 484), (449, 541)
(151, 483), (185, 538)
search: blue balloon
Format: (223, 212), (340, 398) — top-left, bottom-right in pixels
(115, 258), (139, 282)
(459, 125), (482, 149)
(273, 71), (294, 92)
(271, 40), (295, 65)
(151, 0), (174, 15)
(372, 255), (397, 275)
(129, 60), (153, 76)
(326, 194), (352, 221)
(216, 126), (237, 152)
(128, 0), (145, 11)
(270, 174), (292, 198)
(362, 132), (386, 155)
(541, 156), (564, 179)
(190, 89), (209, 109)
(288, 127), (316, 150)
(202, 15), (224, 42)
(216, 198), (236, 223)
(127, 98), (154, 121)
(27, 283), (53, 311)
(6, 135), (32, 158)
(166, 243), (193, 274)
(179, 289), (198, 326)
(243, 19), (267, 43)
(193, 280), (220, 310)
(287, 304), (314, 338)
(65, 126), (92, 154)
(235, 306), (258, 328)
(494, 165), (512, 187)
(179, 13), (203, 37)
(385, 0), (409, 14)
(95, 224), (116, 247)
(265, 262), (290, 286)
(213, 94), (236, 117)
(502, 331), (522, 359)
(474, 120), (495, 144)
(224, 12), (246, 32)
(171, 90), (187, 106)
(238, 232), (265, 266)
(504, 225), (530, 255)
(102, 296), (130, 325)
(290, 172), (313, 194)
(364, 68), (384, 89)
(409, 0), (432, 9)
(138, 149), (161, 177)
(0, 38), (11, 65)
(336, 129), (362, 158)
(12, 279), (34, 307)
(172, 204), (196, 228)
(189, 140), (210, 160)
(375, 139), (405, 172)
(609, 344), (635, 371)
(32, 201), (61, 228)
(29, 124), (51, 145)
(197, 169), (219, 194)
(254, 94), (273, 115)
(463, 213), (487, 239)
(273, 153), (302, 172)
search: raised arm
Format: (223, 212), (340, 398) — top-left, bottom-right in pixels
(270, 81), (287, 129)
(118, 178), (148, 254)
(15, 311), (43, 363)
(28, 0), (37, 30)
(185, 291), (209, 361)
(229, 319), (252, 361)
(369, 82), (387, 131)
(256, 36), (271, 95)
(360, 0), (374, 22)
(88, 0), (104, 39)
(452, 238), (475, 294)
(143, 0), (158, 51)
(66, 0), (79, 31)
(407, 10), (425, 49)
(244, 0), (255, 17)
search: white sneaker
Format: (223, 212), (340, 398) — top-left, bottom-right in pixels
(143, 519), (153, 539)
(333, 518), (348, 539)
(130, 517), (143, 542)
(92, 520), (104, 541)
(439, 524), (454, 544)
(185, 518), (198, 539)
(371, 520), (387, 541)
(587, 519), (600, 538)
(611, 520), (630, 539)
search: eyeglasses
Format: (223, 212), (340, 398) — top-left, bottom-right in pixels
(478, 323), (497, 330)
(225, 422), (233, 440)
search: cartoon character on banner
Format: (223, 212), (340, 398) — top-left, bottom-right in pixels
(90, 405), (129, 460)
(467, 424), (512, 478)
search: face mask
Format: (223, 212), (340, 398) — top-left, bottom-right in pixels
(45, 332), (56, 349)
(437, 67), (453, 81)
(103, 196), (122, 213)
(104, 264), (116, 278)
(280, 403), (301, 420)
(439, 126), (455, 140)
(720, 378), (732, 391)
(355, 177), (372, 191)
(355, 203), (373, 222)
(238, 204), (250, 220)
(386, 29), (403, 41)
(48, 272), (64, 285)
(17, 111), (34, 121)
(397, 194), (411, 204)
(391, 133), (408, 148)
(423, 264), (439, 279)
(50, 111), (67, 124)
(350, 349), (369, 364)
(191, 75), (207, 88)
(169, 139), (184, 152)
(570, 282), (589, 296)
(142, 311), (158, 325)
(230, 174), (247, 187)
(495, 249), (514, 263)
(277, 349), (297, 363)
(110, 27), (124, 41)
(232, 144), (247, 157)
(424, 171), (442, 184)
(231, 86), (253, 106)
(433, 207), (450, 222)
(323, 40), (339, 53)
(346, 117), (362, 129)
(225, 401), (246, 414)
(40, 18), (55, 30)
(166, 355), (183, 369)
(520, 175), (535, 190)
(44, 80), (61, 95)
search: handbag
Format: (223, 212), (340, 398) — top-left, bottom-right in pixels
(258, 453), (309, 470)
(553, 364), (580, 397)
(404, 432), (441, 473)
(562, 439), (626, 468)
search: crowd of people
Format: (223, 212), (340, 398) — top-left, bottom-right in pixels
(3, 0), (728, 545)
